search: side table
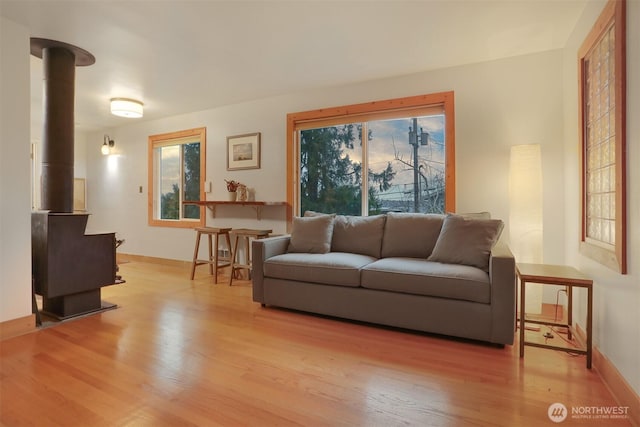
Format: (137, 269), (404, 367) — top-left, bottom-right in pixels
(516, 263), (593, 369)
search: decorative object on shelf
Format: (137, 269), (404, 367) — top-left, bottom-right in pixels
(225, 179), (240, 201)
(227, 132), (261, 170)
(237, 183), (248, 201)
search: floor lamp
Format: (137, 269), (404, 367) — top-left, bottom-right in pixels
(509, 144), (543, 314)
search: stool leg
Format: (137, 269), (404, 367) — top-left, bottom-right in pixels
(190, 231), (202, 280)
(207, 233), (214, 276)
(245, 236), (251, 280)
(213, 232), (220, 284)
(229, 235), (240, 286)
(225, 233), (232, 264)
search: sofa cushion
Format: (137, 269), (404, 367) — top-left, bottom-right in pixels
(264, 252), (377, 287)
(380, 212), (444, 258)
(361, 257), (490, 303)
(332, 214), (386, 258)
(287, 215), (335, 254)
(449, 211), (491, 219)
(304, 211), (386, 258)
(428, 214), (504, 272)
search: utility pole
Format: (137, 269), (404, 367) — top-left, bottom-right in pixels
(408, 118), (429, 212)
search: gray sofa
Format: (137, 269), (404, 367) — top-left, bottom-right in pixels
(252, 212), (516, 345)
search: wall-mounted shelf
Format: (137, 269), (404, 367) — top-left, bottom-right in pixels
(183, 200), (287, 220)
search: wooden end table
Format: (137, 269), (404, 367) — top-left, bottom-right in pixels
(516, 263), (593, 369)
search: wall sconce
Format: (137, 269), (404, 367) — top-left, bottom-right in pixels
(101, 135), (114, 155)
(110, 98), (144, 118)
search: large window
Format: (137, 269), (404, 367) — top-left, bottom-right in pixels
(148, 127), (206, 228)
(287, 92), (455, 221)
(578, 0), (626, 273)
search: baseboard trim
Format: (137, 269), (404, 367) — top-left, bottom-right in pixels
(117, 253), (190, 269)
(0, 314), (36, 341)
(576, 325), (640, 427)
(592, 347), (640, 427)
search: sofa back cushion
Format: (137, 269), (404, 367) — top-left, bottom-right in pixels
(428, 214), (504, 272)
(381, 212), (444, 258)
(332, 214), (386, 258)
(304, 211), (386, 258)
(287, 215), (335, 254)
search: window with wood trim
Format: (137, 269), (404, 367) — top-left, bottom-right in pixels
(148, 127), (206, 228)
(578, 0), (626, 273)
(286, 92), (455, 222)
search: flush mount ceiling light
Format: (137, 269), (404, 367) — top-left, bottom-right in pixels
(110, 98), (143, 118)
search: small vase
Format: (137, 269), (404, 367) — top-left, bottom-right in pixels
(227, 191), (237, 202)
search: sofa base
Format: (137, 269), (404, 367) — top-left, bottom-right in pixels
(261, 277), (513, 345)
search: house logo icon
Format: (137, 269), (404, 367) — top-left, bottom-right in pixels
(548, 403), (568, 423)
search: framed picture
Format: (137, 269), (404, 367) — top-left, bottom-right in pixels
(227, 132), (261, 170)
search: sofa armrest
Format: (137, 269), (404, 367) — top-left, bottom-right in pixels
(252, 235), (291, 303)
(488, 242), (516, 344)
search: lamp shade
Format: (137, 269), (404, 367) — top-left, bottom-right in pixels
(110, 98), (143, 118)
(509, 144), (543, 314)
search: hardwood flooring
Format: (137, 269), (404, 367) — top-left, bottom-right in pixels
(0, 261), (631, 426)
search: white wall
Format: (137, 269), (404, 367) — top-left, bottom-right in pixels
(0, 17), (33, 323)
(84, 50), (566, 267)
(563, 0), (640, 395)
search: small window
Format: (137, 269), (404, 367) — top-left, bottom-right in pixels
(578, 0), (626, 273)
(148, 128), (206, 228)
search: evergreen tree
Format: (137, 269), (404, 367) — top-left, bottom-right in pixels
(161, 183), (180, 219)
(300, 125), (394, 215)
(183, 142), (200, 219)
(160, 142), (201, 220)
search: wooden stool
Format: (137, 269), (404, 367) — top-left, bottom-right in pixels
(190, 227), (232, 284)
(229, 228), (272, 286)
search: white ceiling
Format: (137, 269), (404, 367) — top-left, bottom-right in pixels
(1, 0), (587, 133)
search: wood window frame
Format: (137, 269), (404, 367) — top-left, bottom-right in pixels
(578, 0), (627, 273)
(148, 127), (206, 228)
(286, 92), (455, 226)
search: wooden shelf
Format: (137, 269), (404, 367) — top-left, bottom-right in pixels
(183, 200), (286, 220)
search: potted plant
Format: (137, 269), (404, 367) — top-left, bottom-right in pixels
(225, 179), (240, 201)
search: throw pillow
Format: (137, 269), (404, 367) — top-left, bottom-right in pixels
(287, 215), (335, 254)
(380, 212), (445, 258)
(447, 211), (491, 219)
(303, 210), (334, 218)
(428, 214), (504, 272)
(332, 214), (386, 258)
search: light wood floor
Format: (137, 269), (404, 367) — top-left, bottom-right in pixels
(0, 261), (631, 427)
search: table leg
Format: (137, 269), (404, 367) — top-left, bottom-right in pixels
(587, 285), (593, 369)
(520, 278), (526, 358)
(567, 285), (573, 340)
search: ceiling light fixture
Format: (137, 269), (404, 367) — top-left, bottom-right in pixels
(110, 98), (143, 118)
(102, 135), (114, 155)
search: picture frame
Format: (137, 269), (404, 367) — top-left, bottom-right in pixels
(227, 132), (261, 170)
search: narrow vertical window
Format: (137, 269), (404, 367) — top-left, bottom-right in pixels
(578, 0), (626, 273)
(148, 127), (206, 228)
